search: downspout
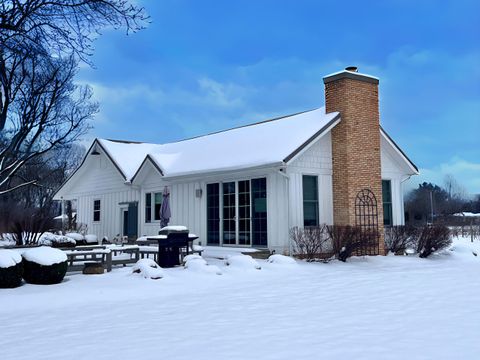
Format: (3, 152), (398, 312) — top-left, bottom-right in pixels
(277, 166), (291, 255)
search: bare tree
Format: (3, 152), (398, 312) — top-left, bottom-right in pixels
(0, 0), (148, 194)
(0, 54), (95, 194)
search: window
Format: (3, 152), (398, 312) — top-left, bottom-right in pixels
(303, 175), (319, 227)
(206, 178), (268, 247)
(145, 193), (152, 223)
(382, 180), (393, 226)
(93, 200), (101, 222)
(207, 183), (220, 245)
(222, 182), (236, 245)
(154, 192), (162, 221)
(144, 192), (162, 222)
(252, 178), (267, 247)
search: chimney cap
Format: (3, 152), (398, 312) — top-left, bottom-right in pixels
(323, 68), (379, 85)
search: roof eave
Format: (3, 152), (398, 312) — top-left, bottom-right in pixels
(380, 127), (419, 175)
(283, 113), (341, 163)
(161, 162), (284, 181)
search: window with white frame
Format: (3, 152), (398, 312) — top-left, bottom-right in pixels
(144, 192), (162, 222)
(145, 193), (152, 223)
(93, 199), (101, 222)
(302, 175), (319, 227)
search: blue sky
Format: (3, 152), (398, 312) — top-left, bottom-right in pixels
(78, 0), (480, 194)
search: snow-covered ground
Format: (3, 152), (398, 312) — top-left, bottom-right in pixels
(1, 236), (479, 360)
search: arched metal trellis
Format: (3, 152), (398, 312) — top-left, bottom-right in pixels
(354, 188), (380, 255)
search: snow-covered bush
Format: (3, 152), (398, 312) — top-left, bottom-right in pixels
(290, 225), (330, 261)
(184, 255), (222, 275)
(132, 259), (164, 280)
(65, 232), (84, 242)
(384, 226), (419, 254)
(416, 225), (452, 258)
(267, 254), (297, 266)
(38, 232), (76, 248)
(225, 254), (261, 270)
(0, 250), (23, 288)
(0, 233), (16, 246)
(22, 247), (68, 285)
(4, 207), (53, 245)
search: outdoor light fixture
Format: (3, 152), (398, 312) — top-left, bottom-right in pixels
(195, 188), (203, 198)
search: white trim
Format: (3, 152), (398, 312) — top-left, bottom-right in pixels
(380, 129), (419, 175)
(285, 118), (340, 165)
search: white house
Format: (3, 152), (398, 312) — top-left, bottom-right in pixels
(54, 68), (418, 254)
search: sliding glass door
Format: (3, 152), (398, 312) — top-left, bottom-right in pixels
(222, 182), (236, 245)
(238, 180), (251, 245)
(206, 178), (267, 247)
(252, 178), (267, 247)
(206, 183), (220, 245)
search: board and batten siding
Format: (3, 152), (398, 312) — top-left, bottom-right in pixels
(380, 136), (409, 225)
(138, 166), (289, 251)
(138, 166), (206, 242)
(60, 153), (140, 241)
(287, 133), (334, 229)
(265, 171), (289, 253)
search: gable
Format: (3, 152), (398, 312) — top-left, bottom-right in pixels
(131, 156), (163, 186)
(53, 143), (129, 199)
(380, 129), (419, 176)
(288, 132), (332, 171)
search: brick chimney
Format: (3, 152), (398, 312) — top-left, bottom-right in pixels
(323, 67), (384, 255)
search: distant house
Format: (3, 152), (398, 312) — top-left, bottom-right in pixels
(54, 68), (418, 254)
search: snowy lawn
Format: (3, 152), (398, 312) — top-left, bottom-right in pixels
(1, 236), (479, 360)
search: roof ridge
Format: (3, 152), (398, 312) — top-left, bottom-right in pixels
(104, 139), (145, 144)
(163, 108), (320, 145)
(101, 107), (321, 147)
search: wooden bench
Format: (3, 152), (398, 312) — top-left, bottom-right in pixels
(64, 249), (112, 272)
(63, 245), (139, 272)
(109, 245), (140, 267)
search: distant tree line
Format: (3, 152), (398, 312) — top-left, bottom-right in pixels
(405, 174), (480, 224)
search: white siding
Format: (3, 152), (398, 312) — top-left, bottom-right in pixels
(287, 133), (334, 230)
(62, 153), (140, 240)
(266, 171), (289, 253)
(381, 137), (409, 225)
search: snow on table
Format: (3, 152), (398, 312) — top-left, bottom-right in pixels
(1, 236), (479, 360)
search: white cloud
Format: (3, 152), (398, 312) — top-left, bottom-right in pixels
(406, 157), (480, 195)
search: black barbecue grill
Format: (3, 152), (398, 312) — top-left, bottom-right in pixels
(147, 227), (199, 268)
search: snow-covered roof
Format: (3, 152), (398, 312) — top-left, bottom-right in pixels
(97, 107), (340, 180)
(453, 212), (480, 217)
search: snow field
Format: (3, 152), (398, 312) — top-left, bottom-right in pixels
(0, 237), (478, 360)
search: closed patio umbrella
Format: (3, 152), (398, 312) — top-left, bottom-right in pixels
(160, 186), (171, 228)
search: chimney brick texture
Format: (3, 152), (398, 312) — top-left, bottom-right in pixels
(324, 74), (385, 254)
